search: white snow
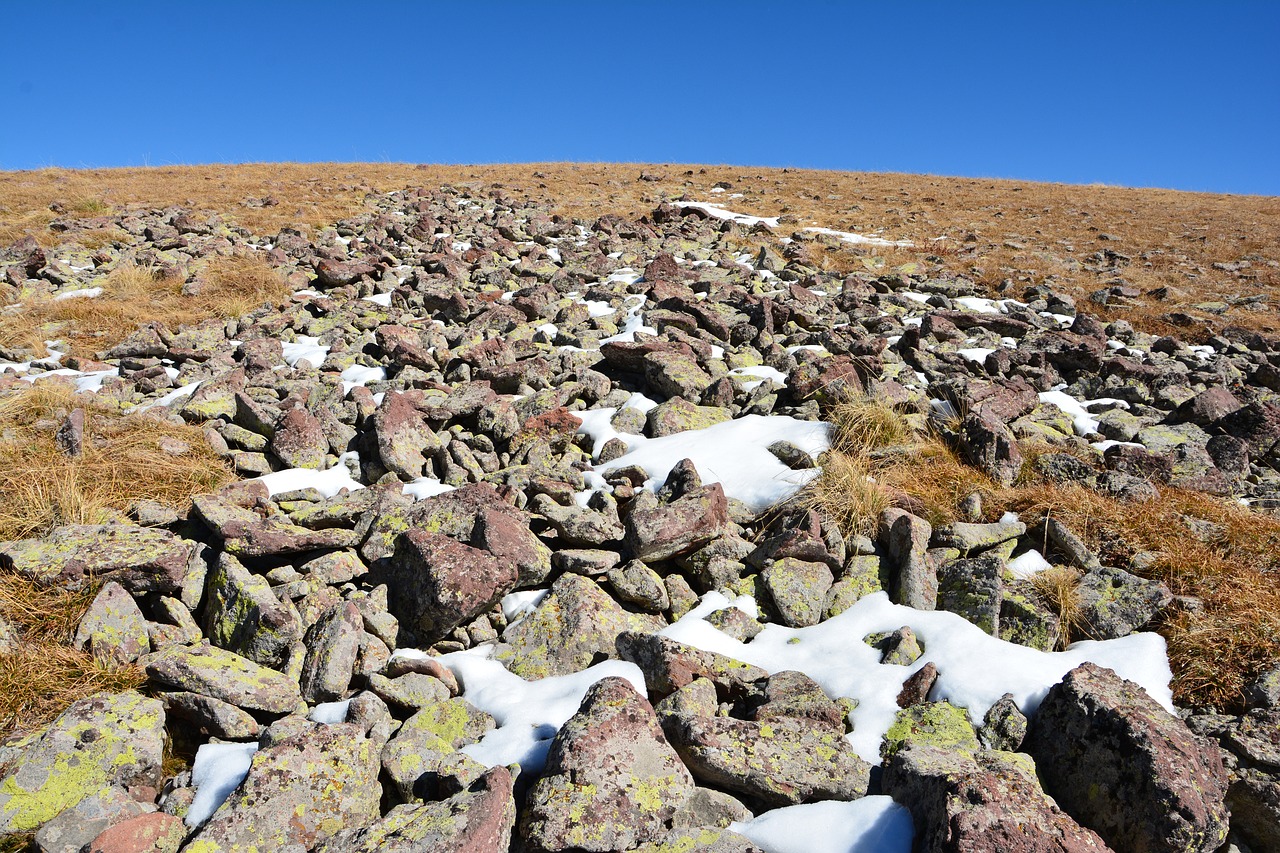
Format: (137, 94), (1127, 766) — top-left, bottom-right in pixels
(500, 589), (549, 623)
(391, 646), (646, 774)
(727, 365), (789, 391)
(957, 347), (995, 364)
(309, 699), (351, 724)
(280, 336), (329, 368)
(1037, 390), (1129, 436)
(1007, 549), (1054, 579)
(660, 590), (1173, 765)
(729, 797), (914, 853)
(362, 292), (393, 307)
(577, 414), (831, 513)
(675, 201), (779, 228)
(340, 364), (386, 393)
(803, 227), (912, 249)
(579, 299), (615, 318)
(51, 287), (103, 301)
(187, 741), (258, 827)
(253, 452), (364, 498)
(20, 367), (118, 393)
(402, 477), (456, 500)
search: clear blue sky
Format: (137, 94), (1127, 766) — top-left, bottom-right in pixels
(3, 1), (1277, 195)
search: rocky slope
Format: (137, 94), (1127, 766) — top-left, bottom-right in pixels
(0, 181), (1276, 851)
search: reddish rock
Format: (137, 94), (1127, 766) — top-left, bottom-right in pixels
(270, 406), (328, 469)
(624, 482), (730, 563)
(86, 812), (187, 853)
(883, 744), (1113, 852)
(389, 530), (517, 643)
(314, 258), (376, 287)
(373, 391), (444, 480)
(1025, 663), (1229, 853)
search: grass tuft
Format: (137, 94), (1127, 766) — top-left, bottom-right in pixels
(1028, 565), (1083, 649)
(0, 384), (234, 542)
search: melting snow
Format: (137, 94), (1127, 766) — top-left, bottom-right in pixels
(187, 741), (258, 827)
(729, 797), (913, 853)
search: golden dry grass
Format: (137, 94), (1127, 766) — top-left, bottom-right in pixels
(1, 162), (1276, 337)
(0, 253), (290, 358)
(0, 572), (146, 741)
(1028, 566), (1084, 649)
(0, 384), (234, 542)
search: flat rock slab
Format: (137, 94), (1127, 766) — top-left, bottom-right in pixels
(0, 524), (194, 595)
(142, 643), (301, 715)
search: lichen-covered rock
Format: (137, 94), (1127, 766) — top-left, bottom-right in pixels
(1073, 566), (1172, 640)
(497, 573), (658, 679)
(749, 670), (845, 731)
(959, 411), (1024, 488)
(522, 677), (697, 852)
(647, 398), (731, 437)
(761, 557), (832, 628)
(607, 559), (670, 612)
(142, 642), (301, 715)
(932, 520), (1026, 553)
(299, 601), (363, 702)
(882, 701), (980, 759)
(192, 493), (355, 557)
(73, 581), (150, 665)
(202, 552), (302, 670)
(882, 744), (1112, 852)
(316, 765), (516, 853)
(937, 555), (1003, 636)
(631, 828), (764, 853)
(31, 786), (151, 853)
(388, 529), (517, 644)
(0, 524), (194, 595)
(624, 482), (731, 563)
(1025, 663), (1229, 853)
(978, 693), (1028, 752)
(182, 721), (384, 851)
(616, 631), (768, 696)
(0, 692), (165, 834)
(380, 698), (494, 803)
(665, 713), (870, 808)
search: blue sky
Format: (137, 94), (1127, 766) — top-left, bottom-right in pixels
(3, 1), (1277, 195)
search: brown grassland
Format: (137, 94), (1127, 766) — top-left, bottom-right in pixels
(0, 162), (1277, 727)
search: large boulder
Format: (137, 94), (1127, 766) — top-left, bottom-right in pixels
(182, 721), (383, 850)
(521, 677), (697, 852)
(882, 744), (1111, 852)
(73, 581), (150, 665)
(380, 698), (494, 803)
(202, 552), (302, 670)
(388, 529), (518, 644)
(0, 692), (165, 834)
(316, 766), (516, 853)
(623, 481), (731, 563)
(497, 573), (659, 679)
(1025, 663), (1229, 853)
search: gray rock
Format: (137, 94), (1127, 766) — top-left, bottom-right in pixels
(299, 602), (363, 702)
(143, 642), (302, 715)
(1074, 566), (1172, 640)
(932, 520), (1026, 553)
(203, 552), (303, 670)
(617, 631), (768, 696)
(497, 573), (659, 679)
(380, 698), (494, 803)
(388, 529), (518, 644)
(761, 557), (832, 628)
(73, 581), (150, 665)
(1025, 662), (1229, 853)
(0, 523), (194, 595)
(959, 410), (1024, 487)
(160, 691), (261, 740)
(607, 559), (670, 612)
(316, 765), (516, 853)
(32, 786), (151, 853)
(937, 555), (1003, 636)
(881, 509), (937, 609)
(978, 693), (1027, 751)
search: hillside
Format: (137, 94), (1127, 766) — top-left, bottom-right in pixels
(0, 163), (1276, 850)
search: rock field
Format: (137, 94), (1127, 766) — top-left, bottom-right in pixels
(1, 180), (1278, 851)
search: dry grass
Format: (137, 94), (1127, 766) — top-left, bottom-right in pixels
(802, 451), (893, 538)
(0, 384), (234, 542)
(827, 396), (913, 454)
(0, 573), (146, 741)
(1028, 566), (1084, 649)
(2, 162), (1276, 337)
(0, 253), (290, 358)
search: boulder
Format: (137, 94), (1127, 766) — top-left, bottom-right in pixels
(388, 529), (518, 644)
(883, 744), (1112, 852)
(1073, 566), (1172, 640)
(0, 524), (194, 595)
(316, 766), (516, 853)
(182, 721), (384, 850)
(143, 643), (301, 715)
(624, 481), (731, 563)
(881, 509), (936, 609)
(1025, 663), (1229, 853)
(380, 698), (494, 803)
(84, 812), (187, 853)
(616, 631), (768, 696)
(299, 601), (363, 702)
(522, 677), (697, 852)
(0, 692), (165, 834)
(497, 573), (658, 679)
(73, 581), (150, 665)
(202, 552), (302, 670)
